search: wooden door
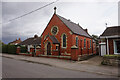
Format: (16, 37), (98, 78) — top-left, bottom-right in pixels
(47, 42), (51, 55)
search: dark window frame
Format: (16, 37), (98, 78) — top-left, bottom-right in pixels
(76, 37), (78, 47)
(84, 38), (86, 48)
(63, 34), (66, 48)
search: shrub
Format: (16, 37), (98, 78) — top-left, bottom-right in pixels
(101, 61), (106, 65)
(2, 44), (17, 54)
(104, 55), (120, 58)
(20, 46), (27, 53)
(7, 45), (17, 54)
(2, 44), (8, 53)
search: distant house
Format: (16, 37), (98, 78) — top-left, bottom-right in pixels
(18, 35), (41, 55)
(17, 7), (96, 60)
(9, 38), (22, 45)
(99, 26), (120, 56)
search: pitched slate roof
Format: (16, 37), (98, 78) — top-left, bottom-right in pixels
(56, 14), (91, 38)
(49, 35), (59, 44)
(44, 35), (59, 44)
(18, 37), (41, 45)
(9, 38), (22, 44)
(100, 26), (120, 36)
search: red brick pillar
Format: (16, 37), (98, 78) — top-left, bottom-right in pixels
(71, 45), (79, 61)
(16, 46), (20, 54)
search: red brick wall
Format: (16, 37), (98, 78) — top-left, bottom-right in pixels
(41, 13), (95, 56)
(30, 48), (34, 53)
(36, 48), (41, 56)
(41, 14), (72, 56)
(43, 36), (59, 55)
(72, 34), (93, 55)
(16, 47), (20, 54)
(93, 42), (96, 54)
(71, 48), (79, 61)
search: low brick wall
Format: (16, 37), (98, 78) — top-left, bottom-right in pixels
(101, 56), (120, 66)
(38, 54), (71, 60)
(19, 53), (32, 56)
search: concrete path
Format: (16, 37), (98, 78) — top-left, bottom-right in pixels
(1, 53), (119, 77)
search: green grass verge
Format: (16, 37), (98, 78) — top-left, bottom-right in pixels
(103, 54), (120, 58)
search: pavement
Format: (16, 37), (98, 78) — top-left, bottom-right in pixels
(1, 53), (119, 77)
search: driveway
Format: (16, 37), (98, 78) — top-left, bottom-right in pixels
(78, 55), (103, 66)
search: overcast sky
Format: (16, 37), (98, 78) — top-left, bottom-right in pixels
(1, 0), (119, 44)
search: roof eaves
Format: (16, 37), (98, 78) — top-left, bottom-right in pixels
(56, 14), (91, 38)
(74, 32), (92, 38)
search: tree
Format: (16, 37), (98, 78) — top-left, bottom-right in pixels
(92, 35), (99, 46)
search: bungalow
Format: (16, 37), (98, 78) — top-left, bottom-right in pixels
(18, 7), (96, 60)
(18, 35), (41, 56)
(99, 26), (120, 56)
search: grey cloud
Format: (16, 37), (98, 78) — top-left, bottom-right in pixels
(2, 2), (117, 44)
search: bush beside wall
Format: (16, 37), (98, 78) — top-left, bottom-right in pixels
(2, 44), (17, 54)
(20, 46), (27, 53)
(2, 44), (8, 53)
(7, 45), (17, 54)
(101, 55), (120, 66)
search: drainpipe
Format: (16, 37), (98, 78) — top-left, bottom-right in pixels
(34, 45), (36, 56)
(106, 37), (109, 55)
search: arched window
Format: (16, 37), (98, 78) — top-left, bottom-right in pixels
(63, 34), (66, 48)
(76, 37), (78, 47)
(84, 38), (86, 48)
(44, 35), (48, 40)
(90, 40), (91, 48)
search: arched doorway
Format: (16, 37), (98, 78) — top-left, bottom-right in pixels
(47, 42), (51, 55)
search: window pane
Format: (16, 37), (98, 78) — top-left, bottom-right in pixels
(63, 34), (66, 47)
(52, 27), (57, 35)
(90, 40), (91, 48)
(84, 39), (86, 47)
(76, 37), (78, 47)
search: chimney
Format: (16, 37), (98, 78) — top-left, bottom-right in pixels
(18, 38), (21, 40)
(84, 29), (88, 33)
(34, 34), (38, 38)
(68, 19), (70, 21)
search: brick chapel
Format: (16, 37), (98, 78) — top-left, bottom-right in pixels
(18, 7), (96, 60)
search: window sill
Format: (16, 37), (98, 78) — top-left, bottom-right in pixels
(62, 47), (67, 49)
(53, 50), (58, 51)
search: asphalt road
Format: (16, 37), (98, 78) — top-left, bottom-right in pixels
(2, 57), (117, 78)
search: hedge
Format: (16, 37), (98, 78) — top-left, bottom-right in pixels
(8, 45), (17, 54)
(2, 44), (28, 54)
(2, 44), (17, 54)
(2, 44), (8, 53)
(104, 54), (120, 58)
